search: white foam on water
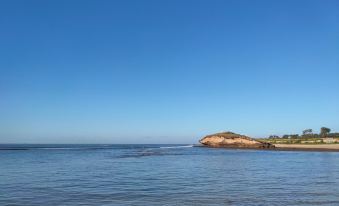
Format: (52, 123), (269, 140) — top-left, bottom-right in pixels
(159, 145), (194, 149)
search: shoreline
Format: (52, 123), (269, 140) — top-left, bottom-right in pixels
(274, 144), (339, 151)
(196, 144), (339, 152)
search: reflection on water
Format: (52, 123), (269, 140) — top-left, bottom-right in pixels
(1, 144), (339, 206)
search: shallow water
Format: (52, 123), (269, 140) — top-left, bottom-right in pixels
(1, 144), (339, 206)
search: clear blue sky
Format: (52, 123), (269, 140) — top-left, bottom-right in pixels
(0, 0), (338, 143)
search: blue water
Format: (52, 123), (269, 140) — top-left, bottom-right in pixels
(1, 144), (339, 206)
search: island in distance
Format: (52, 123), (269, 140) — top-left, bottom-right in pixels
(199, 129), (339, 151)
(199, 131), (275, 149)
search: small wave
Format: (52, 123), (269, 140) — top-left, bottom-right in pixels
(37, 147), (81, 150)
(160, 145), (193, 149)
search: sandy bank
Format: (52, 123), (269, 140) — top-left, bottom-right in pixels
(274, 144), (339, 151)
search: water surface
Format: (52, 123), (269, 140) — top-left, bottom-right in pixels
(1, 144), (339, 205)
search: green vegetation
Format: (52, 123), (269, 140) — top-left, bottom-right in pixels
(320, 127), (331, 138)
(260, 137), (330, 144)
(260, 127), (339, 144)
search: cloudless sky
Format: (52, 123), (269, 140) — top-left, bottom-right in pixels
(0, 0), (338, 143)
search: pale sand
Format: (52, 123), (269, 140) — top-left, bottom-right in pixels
(275, 144), (339, 150)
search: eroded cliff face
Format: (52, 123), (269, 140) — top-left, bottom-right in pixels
(199, 132), (274, 149)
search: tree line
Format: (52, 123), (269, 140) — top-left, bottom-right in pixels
(268, 127), (339, 139)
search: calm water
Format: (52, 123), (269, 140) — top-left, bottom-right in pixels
(1, 144), (339, 206)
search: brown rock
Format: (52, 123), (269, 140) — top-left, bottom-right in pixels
(199, 131), (274, 149)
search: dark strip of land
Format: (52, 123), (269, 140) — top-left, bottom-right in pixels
(274, 144), (339, 152)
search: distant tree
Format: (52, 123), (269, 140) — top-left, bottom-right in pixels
(282, 134), (299, 139)
(302, 129), (313, 135)
(282, 135), (289, 139)
(289, 134), (299, 139)
(269, 135), (280, 139)
(310, 134), (320, 138)
(327, 133), (339, 138)
(320, 127), (331, 137)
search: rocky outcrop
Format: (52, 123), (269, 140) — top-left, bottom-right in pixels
(199, 132), (274, 149)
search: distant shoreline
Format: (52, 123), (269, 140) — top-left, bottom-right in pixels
(274, 144), (339, 151)
(196, 144), (339, 152)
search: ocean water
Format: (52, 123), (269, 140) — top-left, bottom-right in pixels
(1, 144), (339, 206)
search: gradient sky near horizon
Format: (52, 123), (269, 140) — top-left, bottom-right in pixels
(0, 0), (338, 143)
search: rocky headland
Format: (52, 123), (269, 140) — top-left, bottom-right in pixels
(199, 131), (275, 149)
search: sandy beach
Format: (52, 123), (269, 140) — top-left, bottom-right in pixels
(275, 144), (339, 151)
